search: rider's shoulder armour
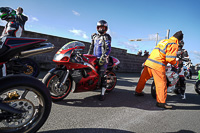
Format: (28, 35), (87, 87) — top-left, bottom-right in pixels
(91, 33), (97, 40)
(103, 33), (111, 41)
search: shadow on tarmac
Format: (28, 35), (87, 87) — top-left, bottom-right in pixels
(38, 128), (134, 133)
(54, 82), (200, 111)
(38, 128), (196, 133)
(54, 86), (164, 111)
(167, 129), (196, 133)
(40, 71), (200, 111)
(167, 93), (200, 110)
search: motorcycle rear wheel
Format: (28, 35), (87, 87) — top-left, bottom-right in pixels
(42, 70), (72, 102)
(106, 71), (117, 92)
(0, 75), (52, 133)
(20, 58), (40, 77)
(151, 78), (170, 99)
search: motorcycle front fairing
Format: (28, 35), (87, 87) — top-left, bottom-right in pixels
(53, 41), (85, 65)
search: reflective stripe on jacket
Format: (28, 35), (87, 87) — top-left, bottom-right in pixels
(144, 36), (179, 72)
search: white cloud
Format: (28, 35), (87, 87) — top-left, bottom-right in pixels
(72, 10), (80, 16)
(31, 17), (39, 22)
(118, 41), (139, 53)
(69, 28), (89, 39)
(192, 51), (200, 59)
(148, 34), (165, 41)
(26, 15), (39, 22)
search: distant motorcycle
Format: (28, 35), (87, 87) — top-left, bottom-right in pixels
(42, 41), (120, 102)
(195, 80), (200, 95)
(0, 37), (52, 133)
(194, 70), (200, 95)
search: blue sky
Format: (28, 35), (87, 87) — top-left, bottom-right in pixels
(1, 0), (200, 65)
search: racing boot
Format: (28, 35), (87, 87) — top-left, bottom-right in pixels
(99, 87), (106, 101)
(135, 91), (145, 96)
(181, 93), (186, 99)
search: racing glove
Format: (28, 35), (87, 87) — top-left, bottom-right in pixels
(99, 55), (106, 66)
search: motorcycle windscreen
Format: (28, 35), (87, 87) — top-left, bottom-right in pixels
(59, 41), (85, 51)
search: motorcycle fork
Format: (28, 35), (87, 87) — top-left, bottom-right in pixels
(59, 70), (70, 88)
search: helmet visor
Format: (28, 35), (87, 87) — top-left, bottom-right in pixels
(97, 26), (107, 31)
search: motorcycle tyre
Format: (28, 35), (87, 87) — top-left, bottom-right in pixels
(42, 71), (72, 102)
(173, 86), (181, 95)
(106, 71), (117, 93)
(151, 78), (170, 99)
(20, 58), (40, 77)
(195, 80), (200, 95)
(151, 81), (156, 99)
(0, 75), (52, 133)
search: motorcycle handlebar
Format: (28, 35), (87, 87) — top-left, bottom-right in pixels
(80, 54), (89, 62)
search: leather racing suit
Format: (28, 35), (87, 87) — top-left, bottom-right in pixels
(88, 33), (111, 96)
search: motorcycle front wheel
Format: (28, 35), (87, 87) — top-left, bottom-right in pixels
(42, 70), (72, 102)
(151, 81), (156, 99)
(0, 75), (52, 133)
(195, 80), (200, 95)
(151, 79), (170, 99)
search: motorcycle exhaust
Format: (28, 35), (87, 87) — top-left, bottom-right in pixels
(19, 43), (55, 58)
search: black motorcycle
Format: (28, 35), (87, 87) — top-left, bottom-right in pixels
(0, 37), (53, 133)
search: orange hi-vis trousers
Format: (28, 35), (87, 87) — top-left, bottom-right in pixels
(135, 66), (167, 103)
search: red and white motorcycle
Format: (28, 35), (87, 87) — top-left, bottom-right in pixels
(42, 41), (120, 102)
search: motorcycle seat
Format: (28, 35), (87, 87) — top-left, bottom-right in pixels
(108, 56), (114, 66)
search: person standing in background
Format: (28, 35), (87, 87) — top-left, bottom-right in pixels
(16, 7), (28, 31)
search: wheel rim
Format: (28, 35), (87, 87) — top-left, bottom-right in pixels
(2, 99), (35, 127)
(47, 75), (71, 99)
(0, 86), (45, 132)
(23, 65), (34, 75)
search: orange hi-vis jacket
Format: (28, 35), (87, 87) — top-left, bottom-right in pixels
(144, 36), (179, 72)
